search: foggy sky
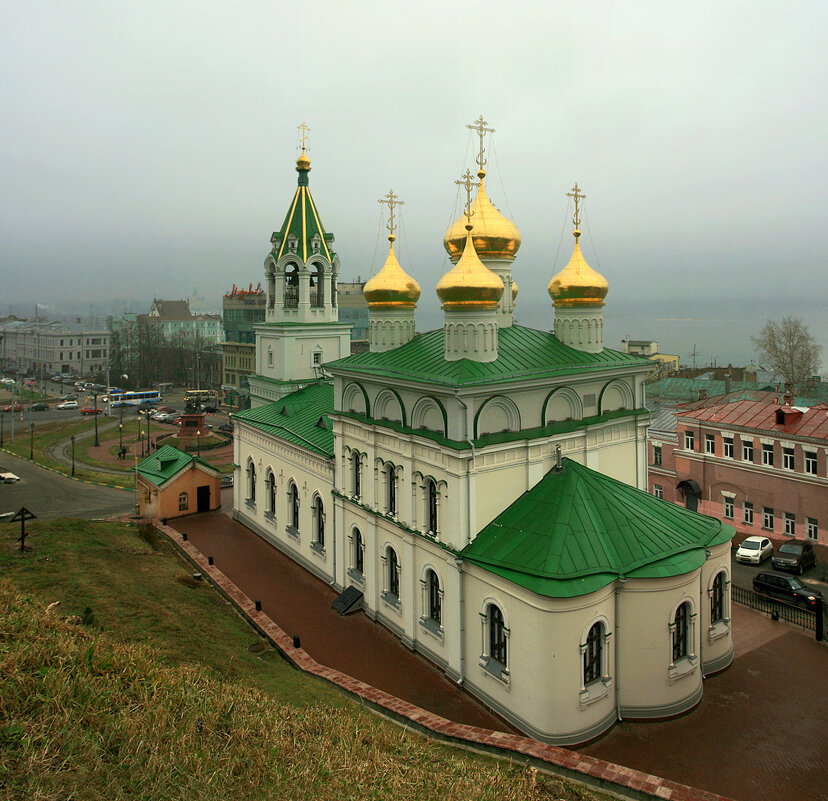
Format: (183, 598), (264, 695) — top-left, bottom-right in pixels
(2, 1), (826, 365)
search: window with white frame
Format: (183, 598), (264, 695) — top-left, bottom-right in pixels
(743, 440), (754, 462)
(807, 518), (818, 539)
(671, 602), (691, 663)
(425, 479), (438, 535)
(247, 461), (256, 504)
(352, 452), (361, 499)
(653, 445), (662, 466)
(178, 492), (188, 511)
(386, 463), (397, 516)
(313, 495), (324, 546)
(762, 507), (774, 530)
(743, 501), (754, 525)
(805, 451), (817, 475)
(288, 482), (299, 530)
(387, 547), (399, 598)
(723, 496), (734, 519)
(266, 471), (276, 517)
(488, 604), (507, 668)
(723, 437), (734, 458)
(783, 447), (795, 470)
(684, 430), (695, 451)
(705, 434), (715, 454)
(761, 443), (774, 466)
(784, 512), (795, 537)
(653, 484), (663, 499)
(710, 572), (726, 624)
(353, 529), (364, 575)
(583, 622), (603, 685)
(426, 569), (441, 626)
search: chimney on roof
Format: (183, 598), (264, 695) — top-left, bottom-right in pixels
(554, 444), (563, 471)
(724, 374), (731, 394)
(698, 389), (707, 401)
(783, 392), (794, 406)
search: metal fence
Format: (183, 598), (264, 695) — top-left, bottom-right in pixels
(732, 583), (823, 640)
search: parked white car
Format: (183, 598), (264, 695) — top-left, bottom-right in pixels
(735, 535), (773, 564)
(56, 400), (79, 410)
(0, 471), (21, 483)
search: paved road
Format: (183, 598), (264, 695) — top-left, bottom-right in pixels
(0, 451), (133, 520)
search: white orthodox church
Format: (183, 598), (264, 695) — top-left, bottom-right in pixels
(231, 126), (734, 746)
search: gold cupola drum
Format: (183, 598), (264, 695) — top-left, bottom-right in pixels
(364, 191), (420, 352)
(548, 184), (608, 353)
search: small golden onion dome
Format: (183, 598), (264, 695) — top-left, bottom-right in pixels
(363, 238), (421, 308)
(296, 149), (311, 171)
(436, 229), (504, 310)
(512, 280), (518, 301)
(443, 180), (521, 263)
(547, 231), (609, 306)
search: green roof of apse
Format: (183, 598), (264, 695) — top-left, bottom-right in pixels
(136, 444), (216, 487)
(327, 324), (650, 387)
(233, 382), (334, 457)
(461, 458), (733, 598)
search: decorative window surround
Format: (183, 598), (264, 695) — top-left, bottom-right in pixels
(309, 540), (326, 557)
(479, 656), (510, 685)
(347, 567), (365, 586)
(381, 591), (401, 613)
(419, 616), (444, 641)
(285, 524), (300, 539)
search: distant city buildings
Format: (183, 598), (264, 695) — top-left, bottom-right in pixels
(221, 284), (267, 409)
(139, 299), (223, 344)
(621, 338), (679, 378)
(0, 318), (111, 377)
(337, 280), (369, 344)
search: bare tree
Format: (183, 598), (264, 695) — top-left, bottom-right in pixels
(752, 316), (822, 392)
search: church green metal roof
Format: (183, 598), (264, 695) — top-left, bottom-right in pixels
(272, 174), (333, 263)
(462, 458), (733, 598)
(327, 324), (649, 387)
(233, 382), (334, 457)
(136, 444), (216, 487)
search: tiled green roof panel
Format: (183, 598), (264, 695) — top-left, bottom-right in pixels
(327, 325), (649, 387)
(234, 382), (334, 457)
(462, 458), (733, 597)
(274, 185), (332, 262)
(136, 444), (214, 487)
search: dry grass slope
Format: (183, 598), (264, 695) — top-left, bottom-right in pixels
(0, 586), (602, 801)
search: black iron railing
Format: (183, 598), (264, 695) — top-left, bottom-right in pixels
(284, 285), (299, 308)
(732, 583), (823, 640)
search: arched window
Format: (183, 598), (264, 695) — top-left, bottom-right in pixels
(289, 482), (299, 529)
(314, 495), (324, 546)
(426, 479), (438, 534)
(711, 572), (725, 624)
(489, 605), (507, 667)
(267, 471), (276, 517)
(353, 529), (364, 574)
(352, 452), (361, 498)
(247, 461), (256, 504)
(310, 264), (324, 307)
(672, 602), (690, 661)
(387, 547), (399, 597)
(584, 623), (603, 685)
(386, 463), (397, 516)
(284, 264), (299, 308)
(178, 492), (188, 511)
(427, 570), (441, 624)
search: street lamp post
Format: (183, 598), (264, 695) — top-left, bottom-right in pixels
(93, 393), (99, 447)
(119, 423), (123, 453)
(139, 428), (144, 458)
(29, 422), (34, 460)
(196, 429), (201, 457)
(71, 434), (75, 476)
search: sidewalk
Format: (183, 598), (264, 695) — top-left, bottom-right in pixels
(173, 510), (828, 801)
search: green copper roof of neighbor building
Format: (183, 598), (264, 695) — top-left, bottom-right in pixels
(136, 444), (216, 487)
(272, 169), (333, 263)
(462, 458), (733, 598)
(327, 324), (650, 387)
(233, 382), (334, 457)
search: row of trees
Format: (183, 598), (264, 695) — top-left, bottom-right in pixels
(108, 322), (222, 390)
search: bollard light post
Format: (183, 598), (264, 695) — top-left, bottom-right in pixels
(93, 392), (99, 447)
(71, 434), (76, 476)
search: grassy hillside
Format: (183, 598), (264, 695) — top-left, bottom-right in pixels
(0, 521), (604, 801)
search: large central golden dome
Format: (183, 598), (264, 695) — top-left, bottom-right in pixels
(443, 175), (521, 263)
(436, 228), (504, 310)
(548, 231), (609, 307)
(363, 238), (421, 308)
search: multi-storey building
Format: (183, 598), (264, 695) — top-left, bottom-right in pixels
(671, 397), (827, 545)
(0, 319), (110, 377)
(140, 299), (223, 344)
(336, 280), (369, 344)
(221, 284), (267, 408)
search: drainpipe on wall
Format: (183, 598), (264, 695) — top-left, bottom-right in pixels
(455, 555), (465, 686)
(329, 456), (337, 587)
(615, 577), (625, 722)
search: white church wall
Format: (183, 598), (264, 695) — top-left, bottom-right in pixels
(699, 542), (734, 675)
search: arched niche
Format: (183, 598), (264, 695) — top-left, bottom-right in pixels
(541, 386), (583, 425)
(598, 379), (634, 413)
(474, 395), (521, 438)
(411, 396), (448, 435)
(342, 382), (369, 416)
(374, 388), (406, 426)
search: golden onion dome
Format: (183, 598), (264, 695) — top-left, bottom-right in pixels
(512, 280), (518, 301)
(436, 228), (504, 310)
(547, 231), (609, 306)
(296, 149), (311, 171)
(363, 238), (421, 308)
(443, 177), (521, 263)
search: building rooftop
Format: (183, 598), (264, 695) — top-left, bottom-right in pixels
(329, 324), (649, 388)
(462, 458), (732, 598)
(136, 444), (217, 486)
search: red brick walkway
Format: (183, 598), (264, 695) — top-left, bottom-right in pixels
(166, 509), (828, 801)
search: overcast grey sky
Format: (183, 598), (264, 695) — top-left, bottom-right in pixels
(2, 1), (826, 363)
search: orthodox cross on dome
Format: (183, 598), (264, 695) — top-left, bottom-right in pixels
(455, 169), (480, 228)
(566, 183), (586, 230)
(297, 122), (310, 153)
(378, 189), (404, 241)
(466, 115), (495, 175)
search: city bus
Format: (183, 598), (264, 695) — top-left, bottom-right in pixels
(110, 390), (162, 407)
(183, 389), (217, 404)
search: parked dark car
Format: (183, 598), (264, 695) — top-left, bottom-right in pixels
(218, 422), (234, 433)
(203, 405), (219, 413)
(772, 541), (817, 574)
(752, 572), (823, 608)
(29, 402), (49, 411)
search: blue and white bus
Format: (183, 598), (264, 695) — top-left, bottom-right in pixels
(110, 390), (162, 407)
